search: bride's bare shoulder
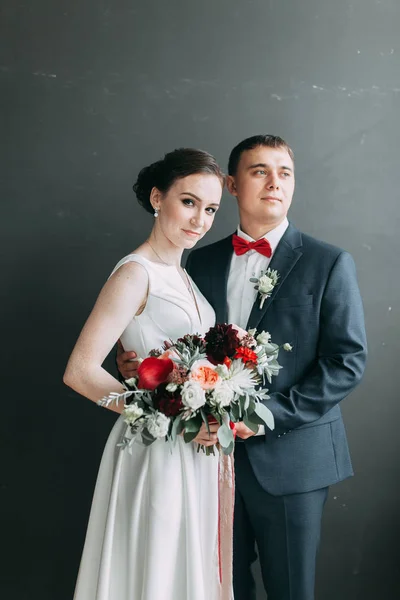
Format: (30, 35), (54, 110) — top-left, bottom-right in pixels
(107, 254), (150, 290)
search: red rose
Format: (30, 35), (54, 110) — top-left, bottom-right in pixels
(137, 357), (174, 390)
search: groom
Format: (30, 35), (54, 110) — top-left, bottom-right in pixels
(118, 135), (367, 600)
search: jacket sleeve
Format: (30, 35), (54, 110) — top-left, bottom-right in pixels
(265, 251), (367, 436)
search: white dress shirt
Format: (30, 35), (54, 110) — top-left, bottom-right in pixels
(227, 218), (289, 328)
(227, 217), (289, 436)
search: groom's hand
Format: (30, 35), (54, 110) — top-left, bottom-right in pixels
(235, 422), (257, 440)
(116, 340), (140, 379)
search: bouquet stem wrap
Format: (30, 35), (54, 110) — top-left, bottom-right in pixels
(218, 451), (235, 600)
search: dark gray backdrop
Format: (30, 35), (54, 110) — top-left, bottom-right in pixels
(2, 1), (399, 598)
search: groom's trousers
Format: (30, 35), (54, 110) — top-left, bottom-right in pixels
(233, 443), (328, 600)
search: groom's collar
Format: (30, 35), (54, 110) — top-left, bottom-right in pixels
(209, 220), (302, 268)
(207, 221), (302, 324)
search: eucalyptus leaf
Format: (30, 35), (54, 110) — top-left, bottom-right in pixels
(184, 416), (201, 433)
(230, 403), (241, 422)
(200, 408), (211, 437)
(243, 415), (260, 433)
(170, 414), (183, 444)
(237, 397), (245, 419)
(117, 435), (132, 450)
(217, 422), (234, 449)
(184, 430), (199, 443)
(222, 440), (235, 455)
(245, 410), (266, 425)
(254, 402), (275, 431)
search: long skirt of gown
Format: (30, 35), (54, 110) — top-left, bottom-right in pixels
(73, 416), (220, 600)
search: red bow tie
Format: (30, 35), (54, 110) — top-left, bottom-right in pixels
(232, 234), (272, 258)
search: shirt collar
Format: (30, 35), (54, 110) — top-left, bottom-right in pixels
(236, 217), (289, 255)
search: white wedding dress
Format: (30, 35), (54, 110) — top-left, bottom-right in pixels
(73, 254), (224, 600)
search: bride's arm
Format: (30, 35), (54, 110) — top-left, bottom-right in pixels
(63, 262), (148, 413)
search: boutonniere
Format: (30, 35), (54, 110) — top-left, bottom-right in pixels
(250, 268), (279, 309)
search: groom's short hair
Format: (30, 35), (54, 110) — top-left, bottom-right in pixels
(228, 135), (294, 176)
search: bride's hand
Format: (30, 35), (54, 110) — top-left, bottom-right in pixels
(192, 422), (219, 447)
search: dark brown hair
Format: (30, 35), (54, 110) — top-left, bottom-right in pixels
(228, 135), (294, 176)
(133, 148), (224, 215)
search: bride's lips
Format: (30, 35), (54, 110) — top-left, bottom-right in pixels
(262, 196), (281, 202)
(182, 230), (201, 237)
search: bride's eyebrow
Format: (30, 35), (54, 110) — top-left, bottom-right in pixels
(180, 192), (201, 200)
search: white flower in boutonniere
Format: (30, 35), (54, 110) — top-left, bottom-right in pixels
(256, 331), (271, 345)
(249, 268), (280, 309)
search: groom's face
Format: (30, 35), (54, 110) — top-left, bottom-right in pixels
(227, 145), (295, 228)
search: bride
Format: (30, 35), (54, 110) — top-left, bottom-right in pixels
(63, 147), (230, 600)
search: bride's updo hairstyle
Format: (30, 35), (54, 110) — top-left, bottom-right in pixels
(133, 148), (224, 215)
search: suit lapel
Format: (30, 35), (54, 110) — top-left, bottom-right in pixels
(211, 234), (234, 323)
(246, 223), (303, 330)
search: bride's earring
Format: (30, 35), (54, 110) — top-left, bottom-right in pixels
(154, 208), (159, 218)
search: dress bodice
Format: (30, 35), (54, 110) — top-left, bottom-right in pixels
(109, 254), (215, 358)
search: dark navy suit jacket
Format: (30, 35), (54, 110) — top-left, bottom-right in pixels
(186, 223), (367, 496)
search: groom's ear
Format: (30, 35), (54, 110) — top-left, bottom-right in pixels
(226, 175), (238, 197)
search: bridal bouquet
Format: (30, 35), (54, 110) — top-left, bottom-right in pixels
(99, 324), (290, 455)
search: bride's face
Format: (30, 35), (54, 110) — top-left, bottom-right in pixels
(152, 173), (223, 249)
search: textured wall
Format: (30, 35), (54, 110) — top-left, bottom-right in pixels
(2, 1), (399, 598)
